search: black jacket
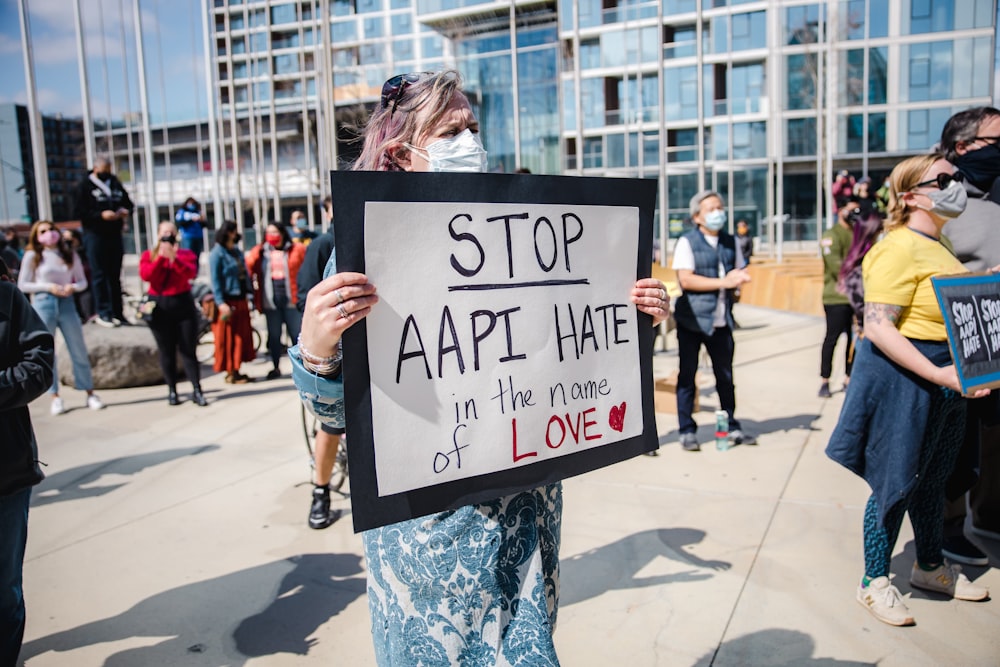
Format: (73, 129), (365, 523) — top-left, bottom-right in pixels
(0, 280), (54, 497)
(74, 172), (135, 235)
(296, 231), (335, 314)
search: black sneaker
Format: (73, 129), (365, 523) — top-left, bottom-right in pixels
(308, 486), (341, 530)
(818, 383), (832, 398)
(941, 534), (989, 567)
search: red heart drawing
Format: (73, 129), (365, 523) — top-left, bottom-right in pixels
(608, 402), (626, 432)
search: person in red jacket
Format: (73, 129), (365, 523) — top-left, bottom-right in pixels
(139, 221), (207, 406)
(245, 221), (305, 380)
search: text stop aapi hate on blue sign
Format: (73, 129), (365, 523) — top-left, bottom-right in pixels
(363, 201), (643, 496)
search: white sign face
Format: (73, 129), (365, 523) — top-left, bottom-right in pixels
(364, 201), (643, 496)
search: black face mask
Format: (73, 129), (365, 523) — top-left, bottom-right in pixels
(97, 171), (112, 182)
(233, 233), (242, 243)
(160, 234), (177, 245)
(955, 143), (1000, 192)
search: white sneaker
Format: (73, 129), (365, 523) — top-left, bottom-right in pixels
(910, 562), (989, 601)
(856, 576), (914, 626)
(50, 396), (66, 416)
(86, 394), (105, 411)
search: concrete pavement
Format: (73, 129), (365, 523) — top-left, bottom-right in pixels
(18, 304), (1000, 666)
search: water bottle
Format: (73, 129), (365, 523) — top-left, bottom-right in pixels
(715, 410), (730, 451)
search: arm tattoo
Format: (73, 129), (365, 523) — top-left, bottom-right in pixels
(864, 302), (902, 327)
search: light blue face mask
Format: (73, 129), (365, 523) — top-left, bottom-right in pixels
(406, 129), (488, 173)
(702, 209), (727, 232)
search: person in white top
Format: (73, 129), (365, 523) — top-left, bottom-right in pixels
(17, 221), (103, 415)
(671, 191), (753, 451)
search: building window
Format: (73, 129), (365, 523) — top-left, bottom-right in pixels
(732, 122), (766, 159)
(664, 0), (697, 13)
(583, 137), (603, 168)
(580, 77), (605, 130)
(730, 61), (765, 115)
(332, 19), (358, 42)
(664, 24), (697, 59)
(785, 54), (818, 110)
(900, 38), (993, 104)
(365, 16), (384, 39)
(393, 38), (413, 61)
(731, 12), (765, 51)
(666, 128), (698, 163)
(786, 118), (816, 156)
(580, 38), (600, 69)
(391, 12), (412, 35)
(664, 66), (698, 121)
(270, 3), (296, 25)
(785, 4), (822, 45)
(907, 0), (954, 34)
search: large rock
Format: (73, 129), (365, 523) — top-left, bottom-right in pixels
(57, 322), (165, 389)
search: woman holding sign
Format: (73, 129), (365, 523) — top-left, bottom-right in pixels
(827, 154), (992, 627)
(292, 70), (669, 665)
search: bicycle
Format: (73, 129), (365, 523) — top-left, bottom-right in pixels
(191, 282), (263, 363)
(301, 402), (348, 492)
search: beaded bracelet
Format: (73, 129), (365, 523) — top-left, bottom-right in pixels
(297, 333), (340, 365)
(302, 355), (342, 377)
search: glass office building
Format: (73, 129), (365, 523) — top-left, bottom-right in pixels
(134, 0), (997, 246)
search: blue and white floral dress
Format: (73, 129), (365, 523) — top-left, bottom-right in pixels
(291, 253), (563, 666)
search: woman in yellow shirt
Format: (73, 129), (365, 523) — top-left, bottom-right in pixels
(827, 154), (993, 627)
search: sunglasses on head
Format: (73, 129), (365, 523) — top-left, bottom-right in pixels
(380, 72), (431, 114)
(915, 171), (963, 190)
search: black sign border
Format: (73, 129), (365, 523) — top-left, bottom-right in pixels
(331, 171), (658, 532)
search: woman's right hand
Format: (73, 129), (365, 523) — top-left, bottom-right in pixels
(218, 302), (232, 321)
(300, 272), (378, 358)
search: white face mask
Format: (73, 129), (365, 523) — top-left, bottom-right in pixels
(406, 129), (487, 173)
(912, 178), (968, 219)
(702, 209), (727, 232)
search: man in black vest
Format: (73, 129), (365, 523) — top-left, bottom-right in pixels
(672, 191), (754, 451)
(74, 156), (134, 327)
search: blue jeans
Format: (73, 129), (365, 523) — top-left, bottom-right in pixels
(180, 234), (204, 267)
(32, 292), (94, 394)
(264, 306), (302, 368)
(676, 324), (740, 434)
(0, 487), (30, 666)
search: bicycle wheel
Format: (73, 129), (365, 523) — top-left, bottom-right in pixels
(300, 402), (349, 492)
(329, 434), (348, 493)
(196, 325), (216, 364)
(301, 402), (317, 471)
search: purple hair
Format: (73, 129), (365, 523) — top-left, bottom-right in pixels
(353, 71), (464, 172)
(838, 210), (884, 288)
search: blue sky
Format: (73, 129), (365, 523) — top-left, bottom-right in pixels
(0, 0), (207, 124)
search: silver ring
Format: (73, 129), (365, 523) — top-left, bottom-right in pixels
(334, 289), (345, 304)
(658, 287), (666, 301)
(336, 304), (349, 319)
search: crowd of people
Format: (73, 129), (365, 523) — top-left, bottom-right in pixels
(1, 67), (998, 663)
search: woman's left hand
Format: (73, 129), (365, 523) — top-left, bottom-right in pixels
(631, 278), (670, 327)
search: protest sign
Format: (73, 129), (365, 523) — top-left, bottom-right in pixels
(331, 172), (658, 531)
(931, 272), (1000, 394)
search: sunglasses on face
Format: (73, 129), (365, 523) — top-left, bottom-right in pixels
(915, 171), (963, 190)
(380, 72), (431, 114)
(972, 136), (1000, 146)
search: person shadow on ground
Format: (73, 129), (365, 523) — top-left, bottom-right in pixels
(560, 527), (731, 607)
(694, 628), (875, 666)
(19, 552), (365, 666)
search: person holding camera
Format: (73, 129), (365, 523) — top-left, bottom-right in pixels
(819, 194), (861, 397)
(139, 221), (207, 407)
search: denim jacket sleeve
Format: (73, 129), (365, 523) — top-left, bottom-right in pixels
(291, 250), (344, 428)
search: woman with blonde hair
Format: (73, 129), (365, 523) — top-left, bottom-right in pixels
(827, 154), (993, 627)
(139, 221), (207, 406)
(17, 220), (103, 415)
